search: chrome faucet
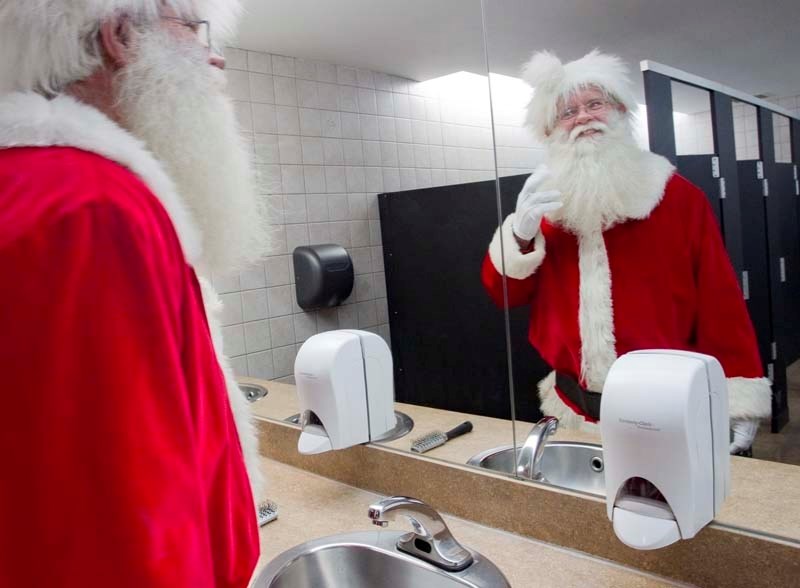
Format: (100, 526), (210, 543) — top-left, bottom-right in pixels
(368, 496), (474, 572)
(517, 416), (559, 480)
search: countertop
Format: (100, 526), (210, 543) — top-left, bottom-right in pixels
(241, 377), (800, 543)
(251, 457), (689, 587)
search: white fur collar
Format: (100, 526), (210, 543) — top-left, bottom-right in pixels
(0, 92), (201, 264)
(611, 149), (675, 221)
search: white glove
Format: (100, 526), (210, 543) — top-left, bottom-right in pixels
(730, 419), (759, 454)
(512, 169), (562, 241)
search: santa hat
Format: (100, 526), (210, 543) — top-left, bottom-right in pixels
(522, 49), (637, 140)
(0, 1), (242, 95)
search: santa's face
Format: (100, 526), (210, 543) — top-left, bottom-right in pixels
(553, 86), (624, 140)
(542, 103), (648, 234)
(114, 23), (266, 277)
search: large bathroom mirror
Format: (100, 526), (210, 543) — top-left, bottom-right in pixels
(218, 0), (523, 470)
(481, 0), (800, 543)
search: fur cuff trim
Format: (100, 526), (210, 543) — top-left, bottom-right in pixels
(537, 371), (590, 429)
(488, 214), (546, 280)
(199, 277), (265, 501)
(0, 92), (202, 265)
(728, 376), (772, 420)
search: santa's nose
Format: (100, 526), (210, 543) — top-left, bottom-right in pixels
(209, 53), (226, 70)
(574, 110), (593, 124)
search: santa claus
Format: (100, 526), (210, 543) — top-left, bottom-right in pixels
(481, 50), (771, 455)
(0, 1), (266, 586)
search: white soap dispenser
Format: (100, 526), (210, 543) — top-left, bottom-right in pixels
(600, 350), (730, 550)
(294, 330), (394, 455)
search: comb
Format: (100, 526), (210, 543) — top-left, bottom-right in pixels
(257, 499), (279, 526)
(410, 421), (473, 453)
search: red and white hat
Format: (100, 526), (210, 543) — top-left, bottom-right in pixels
(522, 49), (637, 140)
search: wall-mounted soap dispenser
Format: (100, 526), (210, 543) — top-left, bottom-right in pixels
(294, 329), (395, 455)
(600, 350), (730, 550)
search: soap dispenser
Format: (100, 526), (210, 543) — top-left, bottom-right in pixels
(294, 329), (395, 455)
(600, 350), (730, 550)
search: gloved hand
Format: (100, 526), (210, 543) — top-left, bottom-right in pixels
(730, 418), (759, 454)
(512, 169), (563, 241)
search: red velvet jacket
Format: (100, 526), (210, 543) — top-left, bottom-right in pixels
(0, 146), (259, 587)
(482, 172), (771, 425)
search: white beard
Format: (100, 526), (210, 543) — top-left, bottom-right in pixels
(116, 30), (266, 277)
(542, 113), (656, 235)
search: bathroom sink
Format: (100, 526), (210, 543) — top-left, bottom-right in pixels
(252, 531), (510, 588)
(468, 441), (606, 497)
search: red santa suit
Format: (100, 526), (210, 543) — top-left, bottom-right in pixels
(481, 161), (772, 428)
(0, 93), (259, 587)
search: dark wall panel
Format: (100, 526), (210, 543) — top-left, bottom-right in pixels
(379, 175), (548, 422)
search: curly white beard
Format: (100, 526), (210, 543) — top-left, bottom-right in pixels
(116, 29), (266, 277)
(541, 112), (653, 235)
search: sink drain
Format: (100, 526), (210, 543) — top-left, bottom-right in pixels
(590, 456), (604, 473)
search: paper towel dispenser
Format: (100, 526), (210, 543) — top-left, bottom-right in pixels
(600, 350), (730, 550)
(293, 244), (354, 310)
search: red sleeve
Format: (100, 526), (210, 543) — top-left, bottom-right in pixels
(692, 196), (763, 378)
(480, 214), (545, 309)
(0, 200), (257, 587)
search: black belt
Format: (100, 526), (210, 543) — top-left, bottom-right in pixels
(555, 372), (602, 421)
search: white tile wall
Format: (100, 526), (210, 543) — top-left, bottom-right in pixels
(220, 48), (497, 380)
(672, 95), (799, 162)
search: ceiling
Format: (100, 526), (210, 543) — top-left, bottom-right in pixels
(235, 0), (800, 114)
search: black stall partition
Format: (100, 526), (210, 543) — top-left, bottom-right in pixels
(643, 60), (800, 432)
(378, 176), (548, 422)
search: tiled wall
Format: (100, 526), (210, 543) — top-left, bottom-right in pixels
(673, 94), (799, 161)
(217, 47), (498, 383)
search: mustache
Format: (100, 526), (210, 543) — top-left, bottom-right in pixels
(568, 121), (608, 142)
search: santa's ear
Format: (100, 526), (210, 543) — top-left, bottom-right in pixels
(99, 15), (136, 69)
(615, 102), (627, 115)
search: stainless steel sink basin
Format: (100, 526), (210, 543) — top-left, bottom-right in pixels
(468, 441), (606, 497)
(252, 531), (510, 588)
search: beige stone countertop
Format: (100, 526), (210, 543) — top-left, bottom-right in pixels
(241, 378), (800, 544)
(251, 457), (689, 588)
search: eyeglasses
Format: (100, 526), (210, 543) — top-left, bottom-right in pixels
(557, 98), (609, 122)
(160, 16), (220, 55)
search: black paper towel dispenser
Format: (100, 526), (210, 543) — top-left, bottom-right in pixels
(293, 244), (354, 310)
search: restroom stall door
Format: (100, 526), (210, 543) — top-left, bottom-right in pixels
(737, 161), (772, 366)
(773, 163), (800, 364)
(677, 155), (724, 230)
(758, 109), (791, 430)
(738, 158), (790, 432)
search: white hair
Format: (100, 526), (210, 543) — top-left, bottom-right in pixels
(0, 0), (241, 95)
(521, 49), (638, 141)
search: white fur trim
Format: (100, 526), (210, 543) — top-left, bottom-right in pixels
(0, 92), (202, 264)
(577, 230), (617, 390)
(488, 214), (546, 280)
(522, 50), (638, 141)
(199, 277), (264, 499)
(727, 376), (772, 420)
(537, 371), (589, 429)
(619, 151), (675, 221)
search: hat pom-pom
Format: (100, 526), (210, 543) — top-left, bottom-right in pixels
(521, 51), (564, 89)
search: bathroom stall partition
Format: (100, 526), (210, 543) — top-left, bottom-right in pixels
(642, 61), (800, 432)
(379, 178), (549, 421)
